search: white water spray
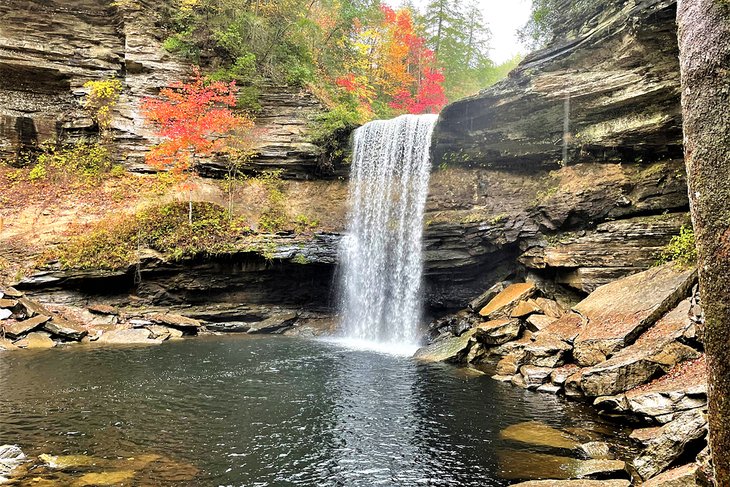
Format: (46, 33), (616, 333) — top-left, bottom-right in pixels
(337, 114), (438, 354)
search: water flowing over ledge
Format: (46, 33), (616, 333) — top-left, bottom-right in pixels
(337, 114), (439, 355)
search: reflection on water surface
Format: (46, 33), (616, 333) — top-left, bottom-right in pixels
(0, 336), (631, 485)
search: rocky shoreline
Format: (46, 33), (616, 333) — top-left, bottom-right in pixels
(0, 286), (334, 353)
(416, 263), (712, 486)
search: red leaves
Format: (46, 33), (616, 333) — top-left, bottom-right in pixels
(141, 69), (250, 176)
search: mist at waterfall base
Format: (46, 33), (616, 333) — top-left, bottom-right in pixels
(333, 114), (438, 356)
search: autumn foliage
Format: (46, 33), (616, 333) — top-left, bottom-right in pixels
(141, 70), (252, 178)
(336, 5), (447, 115)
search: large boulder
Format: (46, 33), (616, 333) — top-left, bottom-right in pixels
(413, 329), (476, 363)
(633, 409), (708, 480)
(478, 283), (536, 319)
(96, 329), (162, 346)
(572, 265), (696, 366)
(14, 332), (55, 349)
(579, 300), (700, 396)
(474, 319), (523, 345)
(43, 317), (87, 341)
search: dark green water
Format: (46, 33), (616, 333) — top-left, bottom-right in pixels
(0, 336), (629, 486)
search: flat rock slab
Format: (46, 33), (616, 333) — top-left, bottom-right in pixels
(580, 300), (700, 397)
(96, 329), (162, 346)
(247, 312), (298, 334)
(500, 422), (579, 450)
(573, 264), (696, 366)
(149, 313), (201, 333)
(14, 332), (55, 349)
(87, 304), (119, 315)
(475, 319), (522, 345)
(414, 329), (476, 363)
(16, 297), (52, 319)
(624, 356), (707, 419)
(498, 451), (627, 481)
(540, 312), (584, 343)
(43, 317), (88, 341)
(2, 315), (50, 339)
(643, 463), (703, 486)
(511, 481), (630, 487)
(479, 283), (535, 318)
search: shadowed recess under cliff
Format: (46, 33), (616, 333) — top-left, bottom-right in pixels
(337, 114), (438, 353)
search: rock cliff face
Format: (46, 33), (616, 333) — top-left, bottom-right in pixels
(5, 0), (688, 317)
(425, 0), (688, 306)
(0, 0), (331, 177)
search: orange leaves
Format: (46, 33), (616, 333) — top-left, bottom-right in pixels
(141, 69), (253, 176)
(340, 4), (448, 116)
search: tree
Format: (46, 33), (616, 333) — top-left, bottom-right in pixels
(677, 0), (730, 483)
(142, 69), (252, 223)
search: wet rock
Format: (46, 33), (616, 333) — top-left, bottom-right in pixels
(479, 283), (536, 319)
(564, 370), (586, 398)
(428, 310), (480, 338)
(466, 342), (487, 363)
(551, 365), (580, 386)
(0, 339), (18, 351)
(496, 353), (522, 376)
(39, 453), (101, 469)
(573, 265), (697, 366)
(498, 451), (627, 481)
(519, 365), (554, 389)
(579, 300), (700, 397)
(526, 314), (558, 332)
(14, 332), (55, 349)
(74, 470), (136, 486)
(247, 312), (299, 334)
(537, 384), (562, 394)
(578, 442), (613, 460)
(643, 463), (704, 486)
(146, 325), (173, 340)
(633, 409), (708, 480)
(510, 481), (630, 487)
(149, 313), (202, 334)
(2, 315), (51, 339)
(511, 299), (542, 318)
(475, 319), (523, 345)
(500, 422), (580, 450)
(414, 329), (476, 363)
(96, 329), (161, 346)
(43, 317), (87, 341)
(0, 445), (25, 483)
(524, 335), (572, 368)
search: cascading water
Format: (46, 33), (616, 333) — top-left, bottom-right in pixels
(337, 114), (438, 354)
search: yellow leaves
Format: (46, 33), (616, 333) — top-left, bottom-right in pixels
(83, 78), (123, 132)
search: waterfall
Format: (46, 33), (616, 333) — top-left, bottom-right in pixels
(337, 114), (438, 354)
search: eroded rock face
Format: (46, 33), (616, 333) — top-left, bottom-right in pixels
(424, 0), (688, 302)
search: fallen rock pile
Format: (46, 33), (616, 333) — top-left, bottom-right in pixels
(416, 263), (711, 485)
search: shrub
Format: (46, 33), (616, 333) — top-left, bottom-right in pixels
(658, 225), (698, 268)
(53, 202), (253, 270)
(29, 143), (116, 184)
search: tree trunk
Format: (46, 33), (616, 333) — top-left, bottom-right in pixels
(677, 0), (730, 484)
